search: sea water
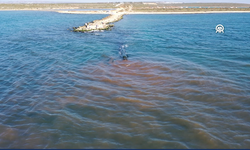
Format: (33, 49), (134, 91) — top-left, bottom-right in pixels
(0, 11), (250, 148)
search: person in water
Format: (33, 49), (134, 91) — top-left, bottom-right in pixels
(123, 55), (128, 60)
(119, 45), (129, 60)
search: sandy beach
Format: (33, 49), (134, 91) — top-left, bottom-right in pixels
(128, 11), (250, 14)
(57, 10), (250, 15)
(1, 9), (250, 14)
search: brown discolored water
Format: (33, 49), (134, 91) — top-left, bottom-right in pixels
(2, 59), (249, 148)
(1, 11), (250, 148)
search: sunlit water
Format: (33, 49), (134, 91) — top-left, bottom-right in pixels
(0, 11), (250, 148)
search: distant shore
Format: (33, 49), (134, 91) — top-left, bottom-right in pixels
(0, 9), (54, 11)
(1, 2), (250, 13)
(1, 9), (250, 14)
(57, 10), (250, 15)
(129, 11), (250, 14)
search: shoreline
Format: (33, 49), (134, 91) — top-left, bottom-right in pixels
(0, 9), (55, 11)
(57, 10), (250, 14)
(128, 11), (250, 14)
(1, 2), (249, 14)
(1, 9), (250, 14)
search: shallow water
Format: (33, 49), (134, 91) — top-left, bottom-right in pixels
(0, 11), (250, 148)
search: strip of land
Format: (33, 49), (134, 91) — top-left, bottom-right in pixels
(58, 10), (250, 15)
(0, 3), (115, 10)
(72, 5), (132, 32)
(1, 2), (250, 12)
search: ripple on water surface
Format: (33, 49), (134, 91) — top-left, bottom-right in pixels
(0, 12), (250, 148)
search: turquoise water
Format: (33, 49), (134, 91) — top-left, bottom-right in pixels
(0, 11), (250, 148)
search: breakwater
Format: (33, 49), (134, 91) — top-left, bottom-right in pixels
(73, 6), (132, 32)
